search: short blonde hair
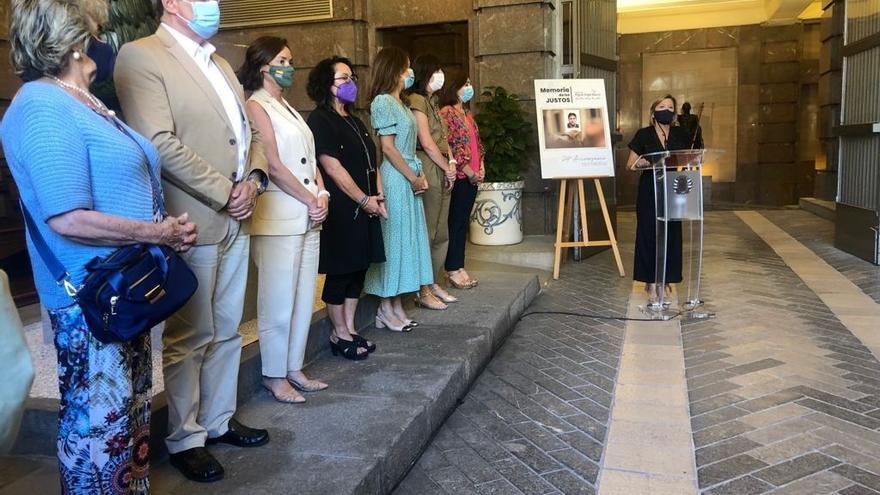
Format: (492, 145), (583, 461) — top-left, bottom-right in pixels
(649, 94), (678, 125)
(78, 0), (110, 30)
(9, 0), (91, 81)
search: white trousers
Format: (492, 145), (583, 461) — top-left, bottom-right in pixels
(163, 218), (248, 454)
(251, 230), (320, 378)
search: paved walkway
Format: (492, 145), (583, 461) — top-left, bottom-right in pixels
(395, 226), (634, 495)
(396, 210), (880, 495)
(5, 209), (880, 494)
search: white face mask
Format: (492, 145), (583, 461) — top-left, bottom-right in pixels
(428, 70), (445, 92)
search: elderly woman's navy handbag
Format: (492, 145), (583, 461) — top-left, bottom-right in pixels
(21, 205), (198, 344)
(20, 116), (198, 343)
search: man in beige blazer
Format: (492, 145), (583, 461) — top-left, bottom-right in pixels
(115, 0), (269, 483)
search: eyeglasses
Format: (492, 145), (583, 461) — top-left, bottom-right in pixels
(334, 74), (358, 83)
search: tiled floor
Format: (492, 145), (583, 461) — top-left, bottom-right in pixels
(760, 210), (880, 305)
(396, 209), (880, 495)
(685, 212), (880, 494)
(394, 225), (634, 495)
(7, 209), (880, 495)
(598, 287), (695, 494)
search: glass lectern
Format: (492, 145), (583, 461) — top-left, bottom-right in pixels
(634, 149), (715, 320)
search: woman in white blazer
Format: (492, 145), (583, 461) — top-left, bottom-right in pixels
(238, 37), (329, 403)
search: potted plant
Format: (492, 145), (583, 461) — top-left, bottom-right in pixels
(471, 86), (532, 245)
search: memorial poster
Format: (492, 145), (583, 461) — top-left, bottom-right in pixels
(534, 79), (614, 178)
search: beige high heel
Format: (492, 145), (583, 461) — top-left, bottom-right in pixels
(645, 283), (659, 305)
(459, 269), (478, 287)
(415, 287), (448, 310)
(446, 270), (477, 289)
(287, 376), (328, 392)
(262, 377), (306, 404)
(431, 284), (458, 303)
(375, 309), (412, 332)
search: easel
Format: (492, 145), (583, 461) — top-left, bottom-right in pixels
(553, 178), (625, 280)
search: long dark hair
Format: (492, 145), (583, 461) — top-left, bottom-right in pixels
(368, 46), (409, 104)
(408, 54), (442, 97)
(436, 68), (469, 109)
(236, 36), (289, 92)
(307, 56), (355, 109)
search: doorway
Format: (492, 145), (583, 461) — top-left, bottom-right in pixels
(377, 22), (469, 75)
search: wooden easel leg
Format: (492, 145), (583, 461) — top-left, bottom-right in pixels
(553, 180), (568, 280)
(594, 178), (626, 277)
(577, 179), (590, 243)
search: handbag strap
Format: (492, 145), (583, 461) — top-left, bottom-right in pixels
(19, 201), (78, 297)
(109, 117), (166, 219)
(18, 116), (164, 299)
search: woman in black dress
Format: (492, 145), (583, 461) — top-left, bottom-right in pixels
(626, 94), (687, 303)
(306, 56), (387, 359)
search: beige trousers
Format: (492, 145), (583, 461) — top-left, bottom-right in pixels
(251, 230), (320, 377)
(163, 218), (249, 454)
(418, 151), (452, 281)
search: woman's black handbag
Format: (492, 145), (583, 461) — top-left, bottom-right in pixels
(21, 205), (198, 343)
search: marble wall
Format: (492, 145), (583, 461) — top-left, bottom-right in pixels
(0, 0), (564, 304)
(816, 0), (844, 201)
(618, 22), (822, 206)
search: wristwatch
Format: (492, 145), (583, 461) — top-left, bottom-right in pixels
(247, 170), (268, 195)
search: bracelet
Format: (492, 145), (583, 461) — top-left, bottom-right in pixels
(317, 190), (330, 199)
(358, 195), (369, 209)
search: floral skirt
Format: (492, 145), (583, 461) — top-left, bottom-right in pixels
(48, 304), (152, 495)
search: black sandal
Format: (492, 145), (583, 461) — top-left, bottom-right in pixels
(351, 333), (377, 353)
(329, 336), (368, 361)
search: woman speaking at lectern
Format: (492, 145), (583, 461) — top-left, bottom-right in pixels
(625, 95), (687, 304)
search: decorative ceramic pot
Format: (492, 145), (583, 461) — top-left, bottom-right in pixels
(469, 180), (524, 246)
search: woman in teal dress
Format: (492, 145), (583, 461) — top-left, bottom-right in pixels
(364, 47), (434, 332)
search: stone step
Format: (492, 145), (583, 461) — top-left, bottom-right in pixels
(2, 265), (540, 495)
(799, 196), (835, 221)
(10, 297), (380, 458)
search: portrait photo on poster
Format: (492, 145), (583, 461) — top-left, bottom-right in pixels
(566, 110), (580, 129)
(534, 79), (615, 179)
(543, 108), (606, 150)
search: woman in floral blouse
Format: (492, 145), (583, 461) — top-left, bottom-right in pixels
(438, 70), (484, 290)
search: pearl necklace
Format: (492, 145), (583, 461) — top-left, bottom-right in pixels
(48, 76), (116, 117)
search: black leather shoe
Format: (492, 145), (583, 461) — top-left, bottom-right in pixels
(206, 418), (270, 448)
(169, 447), (224, 483)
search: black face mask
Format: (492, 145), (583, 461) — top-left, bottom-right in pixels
(653, 109), (675, 125)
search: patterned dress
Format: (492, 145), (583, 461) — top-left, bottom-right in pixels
(51, 305), (152, 494)
(364, 94), (434, 297)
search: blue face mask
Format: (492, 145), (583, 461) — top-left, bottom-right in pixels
(178, 0), (221, 40)
(460, 85), (475, 103)
(403, 68), (415, 90)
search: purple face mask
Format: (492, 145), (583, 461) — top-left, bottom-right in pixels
(336, 81), (358, 104)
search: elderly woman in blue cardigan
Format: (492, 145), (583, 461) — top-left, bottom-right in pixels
(0, 1), (196, 492)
